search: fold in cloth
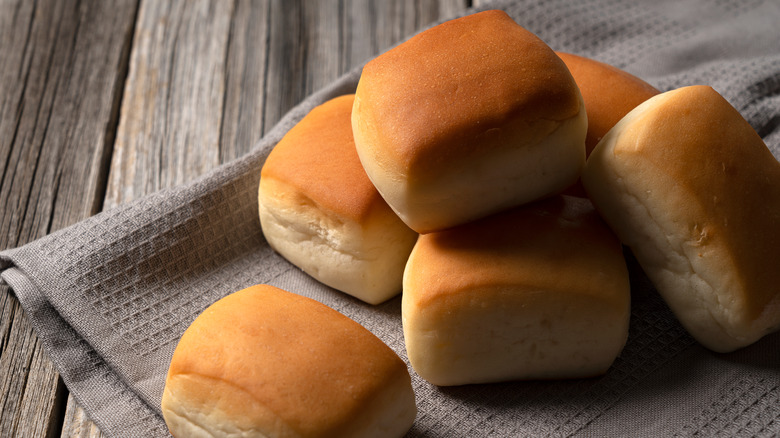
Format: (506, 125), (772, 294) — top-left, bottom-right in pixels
(2, 0), (779, 436)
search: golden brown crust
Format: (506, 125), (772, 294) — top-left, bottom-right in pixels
(406, 196), (628, 313)
(402, 195), (631, 384)
(610, 85), (780, 322)
(164, 285), (413, 437)
(583, 85), (780, 351)
(353, 10), (582, 180)
(260, 94), (387, 223)
(556, 52), (659, 156)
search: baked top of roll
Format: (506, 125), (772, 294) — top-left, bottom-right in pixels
(162, 284), (415, 437)
(556, 52), (659, 197)
(556, 52), (659, 155)
(405, 195), (628, 311)
(353, 9), (581, 180)
(260, 94), (385, 223)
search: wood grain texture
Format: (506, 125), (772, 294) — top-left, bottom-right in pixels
(218, 0), (271, 163)
(0, 285), (65, 438)
(0, 0), (470, 436)
(0, 0), (138, 437)
(70, 0), (239, 435)
(60, 398), (104, 438)
(104, 0), (234, 207)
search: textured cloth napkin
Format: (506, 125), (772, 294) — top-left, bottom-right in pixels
(2, 0), (780, 436)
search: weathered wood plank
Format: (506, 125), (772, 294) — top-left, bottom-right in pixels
(0, 285), (65, 438)
(342, 0), (471, 71)
(64, 0), (236, 436)
(0, 0), (138, 437)
(104, 0), (234, 207)
(60, 398), (104, 438)
(218, 0), (271, 163)
(63, 0), (470, 436)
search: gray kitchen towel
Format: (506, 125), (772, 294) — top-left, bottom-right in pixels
(2, 0), (779, 436)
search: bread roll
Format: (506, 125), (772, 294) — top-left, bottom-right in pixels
(402, 196), (630, 386)
(582, 85), (780, 353)
(162, 284), (417, 438)
(556, 52), (659, 156)
(258, 95), (418, 305)
(352, 10), (587, 233)
(557, 52), (659, 197)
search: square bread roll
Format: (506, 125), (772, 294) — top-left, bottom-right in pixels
(162, 285), (416, 437)
(402, 196), (630, 386)
(352, 10), (587, 233)
(582, 85), (780, 353)
(258, 95), (418, 305)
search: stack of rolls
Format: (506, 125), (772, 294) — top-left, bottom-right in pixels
(162, 8), (780, 438)
(352, 9), (633, 385)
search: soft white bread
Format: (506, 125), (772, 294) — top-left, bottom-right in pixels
(582, 85), (780, 353)
(258, 95), (418, 305)
(352, 10), (587, 233)
(162, 284), (417, 438)
(402, 196), (630, 386)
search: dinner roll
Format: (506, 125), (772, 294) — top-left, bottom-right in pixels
(352, 10), (587, 233)
(582, 85), (780, 353)
(162, 285), (417, 438)
(402, 196), (630, 386)
(258, 95), (417, 305)
(556, 52), (659, 156)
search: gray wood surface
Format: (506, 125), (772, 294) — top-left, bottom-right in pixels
(0, 0), (138, 437)
(0, 1), (470, 436)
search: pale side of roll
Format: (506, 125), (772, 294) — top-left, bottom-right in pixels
(352, 10), (587, 233)
(258, 95), (418, 305)
(582, 85), (780, 353)
(402, 196), (630, 386)
(162, 284), (417, 438)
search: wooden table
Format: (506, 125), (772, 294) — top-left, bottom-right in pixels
(0, 1), (474, 436)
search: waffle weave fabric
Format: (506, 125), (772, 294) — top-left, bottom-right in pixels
(2, 0), (779, 436)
